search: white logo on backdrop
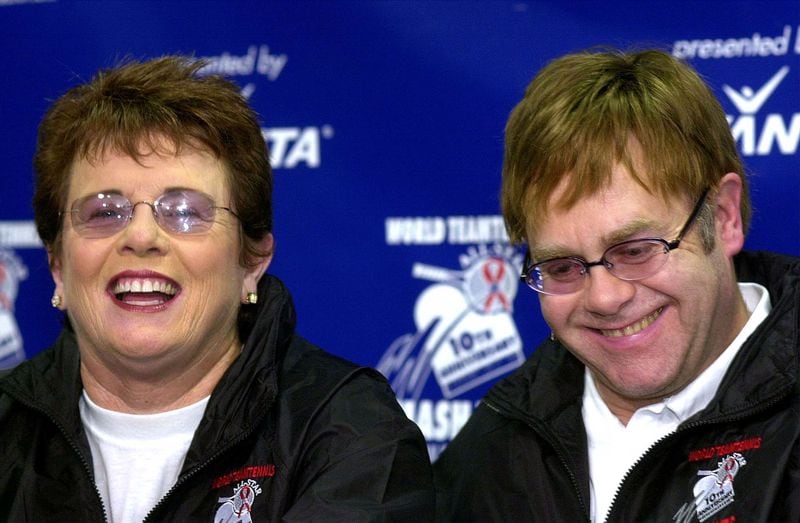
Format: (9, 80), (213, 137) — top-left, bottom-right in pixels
(723, 66), (798, 156)
(377, 245), (525, 458)
(672, 26), (799, 156)
(723, 66), (789, 114)
(262, 126), (335, 169)
(0, 249), (28, 368)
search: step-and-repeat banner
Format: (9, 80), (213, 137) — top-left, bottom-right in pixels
(2, 1), (798, 458)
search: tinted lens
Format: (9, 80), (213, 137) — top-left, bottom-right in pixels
(528, 258), (586, 294)
(71, 193), (131, 237)
(605, 239), (669, 280)
(155, 190), (217, 234)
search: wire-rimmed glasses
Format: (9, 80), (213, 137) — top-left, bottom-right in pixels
(62, 189), (239, 239)
(520, 189), (709, 295)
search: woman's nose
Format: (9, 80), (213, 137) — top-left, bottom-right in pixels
(117, 202), (167, 255)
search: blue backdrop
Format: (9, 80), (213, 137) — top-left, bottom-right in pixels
(1, 0), (798, 458)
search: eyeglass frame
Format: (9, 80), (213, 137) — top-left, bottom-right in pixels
(520, 188), (710, 295)
(60, 189), (241, 238)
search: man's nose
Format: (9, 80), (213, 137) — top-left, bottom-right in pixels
(582, 265), (636, 315)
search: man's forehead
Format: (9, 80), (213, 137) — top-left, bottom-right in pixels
(525, 187), (694, 259)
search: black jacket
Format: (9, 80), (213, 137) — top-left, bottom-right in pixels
(0, 275), (435, 522)
(434, 251), (800, 522)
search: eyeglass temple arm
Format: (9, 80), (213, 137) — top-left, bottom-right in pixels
(667, 188), (710, 249)
(519, 251), (531, 280)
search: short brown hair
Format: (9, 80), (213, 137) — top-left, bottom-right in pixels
(501, 48), (749, 245)
(33, 55), (272, 266)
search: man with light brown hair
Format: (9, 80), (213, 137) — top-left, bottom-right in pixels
(435, 48), (800, 521)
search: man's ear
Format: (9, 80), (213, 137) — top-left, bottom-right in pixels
(714, 172), (745, 258)
(241, 233), (275, 302)
(48, 250), (66, 310)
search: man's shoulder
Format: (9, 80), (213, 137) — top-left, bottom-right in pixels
(486, 340), (585, 409)
(735, 250), (800, 287)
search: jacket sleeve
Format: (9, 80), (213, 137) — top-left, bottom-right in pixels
(282, 370), (435, 522)
(433, 404), (529, 522)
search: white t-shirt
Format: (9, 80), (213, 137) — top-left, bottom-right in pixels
(79, 392), (209, 523)
(583, 282), (771, 522)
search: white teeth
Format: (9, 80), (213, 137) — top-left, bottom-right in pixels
(601, 308), (662, 338)
(113, 278), (177, 295)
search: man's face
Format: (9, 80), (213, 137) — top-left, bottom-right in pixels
(527, 165), (748, 420)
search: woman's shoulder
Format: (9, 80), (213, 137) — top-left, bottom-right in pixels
(280, 335), (377, 385)
(278, 335), (408, 427)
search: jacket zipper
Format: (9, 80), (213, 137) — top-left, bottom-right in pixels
(12, 396), (109, 522)
(483, 398), (591, 521)
(6, 385), (270, 522)
(604, 389), (790, 522)
(145, 366), (368, 519)
(143, 406), (270, 521)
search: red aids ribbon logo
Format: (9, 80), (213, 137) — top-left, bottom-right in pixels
(481, 257), (510, 313)
(215, 479), (262, 523)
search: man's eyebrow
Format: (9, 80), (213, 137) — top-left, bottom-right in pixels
(602, 218), (663, 245)
(530, 218), (663, 262)
(529, 244), (572, 262)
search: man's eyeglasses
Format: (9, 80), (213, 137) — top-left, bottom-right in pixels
(520, 189), (709, 295)
(62, 189), (240, 239)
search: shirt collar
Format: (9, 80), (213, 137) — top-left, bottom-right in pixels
(658, 282), (771, 421)
(584, 282), (772, 425)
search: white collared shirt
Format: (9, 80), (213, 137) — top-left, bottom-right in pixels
(583, 283), (771, 522)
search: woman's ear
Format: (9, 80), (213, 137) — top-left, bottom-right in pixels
(714, 172), (745, 258)
(241, 233), (275, 303)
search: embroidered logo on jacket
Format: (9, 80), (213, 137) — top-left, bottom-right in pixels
(214, 479), (262, 523)
(673, 453), (747, 523)
(212, 464), (276, 490)
(687, 437), (762, 462)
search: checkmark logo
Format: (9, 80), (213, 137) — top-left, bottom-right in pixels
(722, 66), (790, 115)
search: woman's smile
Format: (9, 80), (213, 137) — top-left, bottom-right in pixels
(109, 271), (180, 308)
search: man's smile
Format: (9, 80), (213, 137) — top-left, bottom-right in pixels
(599, 307), (663, 338)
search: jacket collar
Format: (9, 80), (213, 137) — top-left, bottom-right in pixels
(0, 273), (298, 465)
(705, 251), (800, 417)
(182, 274), (297, 467)
(0, 327), (85, 438)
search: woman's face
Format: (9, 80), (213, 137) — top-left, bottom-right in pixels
(51, 144), (271, 376)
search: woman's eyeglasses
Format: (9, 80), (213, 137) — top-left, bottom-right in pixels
(62, 189), (239, 238)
